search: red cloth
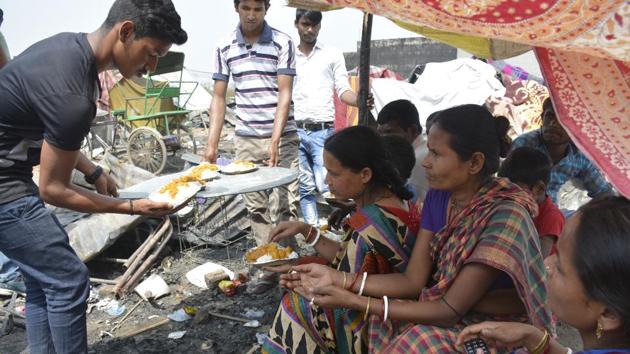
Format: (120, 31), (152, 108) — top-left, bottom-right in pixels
(534, 195), (565, 254)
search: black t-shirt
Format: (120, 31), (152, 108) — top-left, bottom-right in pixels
(0, 32), (99, 204)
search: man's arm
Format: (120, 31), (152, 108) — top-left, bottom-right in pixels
(39, 141), (172, 215)
(75, 152), (118, 196)
(203, 80), (228, 163)
(267, 74), (293, 166)
(579, 156), (615, 199)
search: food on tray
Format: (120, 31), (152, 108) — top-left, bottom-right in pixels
(149, 175), (202, 205)
(245, 242), (296, 264)
(188, 163), (220, 181)
(221, 160), (258, 174)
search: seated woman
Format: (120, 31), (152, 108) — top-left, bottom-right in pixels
(262, 126), (420, 353)
(458, 196), (630, 354)
(284, 104), (552, 353)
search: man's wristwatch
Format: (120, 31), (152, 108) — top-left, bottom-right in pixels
(84, 165), (103, 184)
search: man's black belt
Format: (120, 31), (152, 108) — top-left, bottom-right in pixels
(296, 121), (334, 131)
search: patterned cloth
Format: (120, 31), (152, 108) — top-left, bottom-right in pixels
(262, 202), (419, 354)
(511, 129), (613, 204)
(535, 47), (630, 198)
(368, 178), (552, 353)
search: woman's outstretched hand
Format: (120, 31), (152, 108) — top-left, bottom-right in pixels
(268, 221), (309, 243)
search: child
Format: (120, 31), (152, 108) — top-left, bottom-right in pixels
(499, 146), (564, 256)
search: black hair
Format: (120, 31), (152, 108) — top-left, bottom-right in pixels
(0, 9), (4, 27)
(542, 97), (554, 113)
(103, 0), (187, 45)
(432, 104), (511, 177)
(498, 147), (551, 188)
(325, 126), (412, 201)
(381, 135), (415, 181)
(295, 9), (322, 24)
(425, 111), (439, 135)
(377, 99), (422, 135)
(234, 0), (271, 9)
(573, 197), (630, 331)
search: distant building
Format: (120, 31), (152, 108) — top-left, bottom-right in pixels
(344, 37), (457, 78)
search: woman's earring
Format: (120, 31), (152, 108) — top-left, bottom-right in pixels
(596, 321), (603, 340)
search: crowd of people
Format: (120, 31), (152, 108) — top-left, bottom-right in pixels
(0, 0), (627, 353)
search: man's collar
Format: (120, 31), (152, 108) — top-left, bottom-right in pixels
(236, 21), (272, 45)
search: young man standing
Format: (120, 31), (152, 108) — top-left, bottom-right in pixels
(205, 0), (298, 293)
(511, 97), (614, 205)
(292, 9), (370, 225)
(0, 1), (185, 352)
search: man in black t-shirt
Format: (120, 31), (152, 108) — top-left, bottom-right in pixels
(0, 1), (186, 352)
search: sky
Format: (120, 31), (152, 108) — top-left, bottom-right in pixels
(0, 0), (420, 73)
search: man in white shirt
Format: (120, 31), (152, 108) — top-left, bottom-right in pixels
(293, 9), (367, 225)
(376, 99), (429, 203)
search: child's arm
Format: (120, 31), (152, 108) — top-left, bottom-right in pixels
(540, 234), (558, 258)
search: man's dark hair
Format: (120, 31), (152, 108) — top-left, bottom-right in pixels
(103, 0), (187, 45)
(574, 196), (630, 332)
(0, 9), (4, 27)
(295, 9), (322, 24)
(234, 0), (271, 9)
(498, 147), (552, 188)
(381, 135), (415, 181)
(377, 99), (422, 134)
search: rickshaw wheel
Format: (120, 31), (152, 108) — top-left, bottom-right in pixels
(127, 127), (167, 174)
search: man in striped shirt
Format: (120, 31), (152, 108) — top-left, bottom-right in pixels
(204, 0), (299, 257)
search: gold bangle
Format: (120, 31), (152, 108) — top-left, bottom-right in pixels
(342, 272), (347, 290)
(531, 329), (550, 354)
(363, 297), (372, 321)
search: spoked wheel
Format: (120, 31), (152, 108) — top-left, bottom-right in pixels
(165, 123), (197, 171)
(127, 127), (167, 174)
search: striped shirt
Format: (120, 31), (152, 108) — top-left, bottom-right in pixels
(213, 22), (296, 138)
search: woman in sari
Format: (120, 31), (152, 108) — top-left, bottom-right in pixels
(458, 196), (630, 354)
(284, 104), (552, 353)
(262, 126), (420, 354)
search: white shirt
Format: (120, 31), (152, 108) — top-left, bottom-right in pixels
(410, 134), (429, 202)
(293, 42), (351, 123)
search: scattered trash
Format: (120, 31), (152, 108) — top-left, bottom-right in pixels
(105, 300), (126, 317)
(243, 320), (260, 328)
(204, 269), (229, 288)
(255, 332), (267, 345)
(95, 298), (115, 311)
(201, 340), (214, 350)
(242, 308), (264, 319)
(99, 331), (114, 338)
(134, 274), (170, 301)
(147, 315), (160, 320)
(183, 306), (198, 316)
(186, 262), (234, 289)
(167, 309), (192, 322)
(168, 330), (187, 339)
(160, 256), (174, 270)
(217, 280), (236, 296)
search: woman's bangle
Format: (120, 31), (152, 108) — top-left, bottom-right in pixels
(358, 272), (368, 296)
(565, 348), (573, 354)
(440, 296), (463, 319)
(530, 329), (550, 354)
(129, 200), (134, 215)
(382, 296), (389, 322)
(304, 225), (315, 243)
(342, 272), (347, 290)
(363, 297), (372, 321)
(307, 228), (321, 247)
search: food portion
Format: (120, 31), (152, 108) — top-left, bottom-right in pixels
(149, 175), (202, 205)
(245, 242), (297, 264)
(187, 162), (219, 181)
(221, 160), (258, 174)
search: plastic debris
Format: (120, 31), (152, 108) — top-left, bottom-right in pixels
(217, 280), (236, 296)
(183, 306), (198, 316)
(168, 330), (187, 339)
(104, 300), (126, 317)
(167, 309), (191, 322)
(242, 309), (264, 319)
(255, 332), (268, 345)
(134, 274), (170, 301)
(243, 320), (260, 328)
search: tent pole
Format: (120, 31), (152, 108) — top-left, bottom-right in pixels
(358, 12), (373, 126)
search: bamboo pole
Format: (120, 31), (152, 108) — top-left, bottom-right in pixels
(358, 12), (373, 126)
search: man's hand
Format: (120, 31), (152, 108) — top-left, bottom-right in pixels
(267, 140), (279, 167)
(203, 146), (218, 163)
(94, 172), (118, 197)
(366, 92), (375, 110)
(131, 199), (176, 217)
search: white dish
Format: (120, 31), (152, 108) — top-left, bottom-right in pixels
(149, 181), (202, 208)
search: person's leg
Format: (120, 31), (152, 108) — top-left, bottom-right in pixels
(0, 196), (89, 354)
(0, 251), (20, 283)
(311, 128), (333, 196)
(235, 136), (273, 246)
(297, 129), (318, 225)
(272, 132), (300, 228)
